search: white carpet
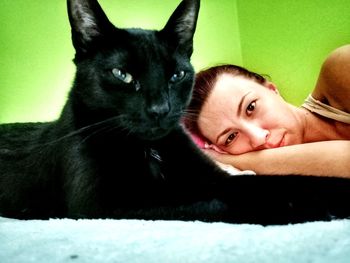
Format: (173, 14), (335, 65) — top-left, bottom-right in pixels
(1, 217), (350, 263)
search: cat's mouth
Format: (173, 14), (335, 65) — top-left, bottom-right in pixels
(141, 127), (171, 141)
(129, 124), (172, 141)
(126, 114), (179, 141)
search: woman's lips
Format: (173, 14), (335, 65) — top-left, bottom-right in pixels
(266, 134), (286, 149)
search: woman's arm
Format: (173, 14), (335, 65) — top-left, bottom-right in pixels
(205, 140), (350, 178)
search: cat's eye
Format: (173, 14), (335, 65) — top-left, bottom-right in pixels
(225, 132), (238, 146)
(170, 70), (186, 83)
(112, 68), (133, 84)
(246, 101), (256, 116)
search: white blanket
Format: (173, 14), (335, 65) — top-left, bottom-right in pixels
(1, 217), (350, 263)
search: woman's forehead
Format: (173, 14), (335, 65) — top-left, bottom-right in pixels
(214, 74), (258, 93)
(198, 76), (244, 133)
(198, 75), (264, 136)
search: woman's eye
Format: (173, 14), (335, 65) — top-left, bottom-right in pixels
(246, 101), (256, 115)
(225, 132), (238, 146)
(112, 68), (133, 84)
(170, 70), (186, 83)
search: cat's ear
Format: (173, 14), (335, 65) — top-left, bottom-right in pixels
(67, 0), (115, 56)
(161, 0), (200, 57)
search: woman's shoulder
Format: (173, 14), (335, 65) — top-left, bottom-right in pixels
(312, 45), (350, 112)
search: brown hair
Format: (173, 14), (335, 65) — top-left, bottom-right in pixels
(183, 64), (267, 137)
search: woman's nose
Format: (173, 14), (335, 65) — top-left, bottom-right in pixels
(246, 125), (269, 149)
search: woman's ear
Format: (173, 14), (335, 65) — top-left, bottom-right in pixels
(265, 81), (279, 95)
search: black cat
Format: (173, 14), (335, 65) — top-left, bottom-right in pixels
(0, 0), (349, 225)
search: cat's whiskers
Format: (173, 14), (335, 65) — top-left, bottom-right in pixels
(77, 115), (138, 145)
(78, 124), (116, 146)
(181, 109), (200, 122)
(32, 115), (125, 149)
(183, 108), (222, 123)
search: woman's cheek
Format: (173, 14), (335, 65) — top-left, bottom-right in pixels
(226, 140), (252, 155)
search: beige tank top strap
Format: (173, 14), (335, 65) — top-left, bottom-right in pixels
(301, 95), (350, 124)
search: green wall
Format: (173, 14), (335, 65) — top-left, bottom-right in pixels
(0, 1), (73, 123)
(0, 0), (349, 123)
(237, 0), (350, 105)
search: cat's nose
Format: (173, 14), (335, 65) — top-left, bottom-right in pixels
(147, 103), (170, 120)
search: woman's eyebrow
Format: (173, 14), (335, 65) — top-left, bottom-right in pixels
(236, 91), (251, 117)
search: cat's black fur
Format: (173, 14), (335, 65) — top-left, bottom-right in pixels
(1, 0), (350, 225)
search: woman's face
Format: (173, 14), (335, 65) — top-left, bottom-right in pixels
(198, 74), (305, 155)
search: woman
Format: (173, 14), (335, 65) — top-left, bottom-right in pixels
(184, 45), (350, 177)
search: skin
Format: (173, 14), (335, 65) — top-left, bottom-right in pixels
(197, 45), (350, 177)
